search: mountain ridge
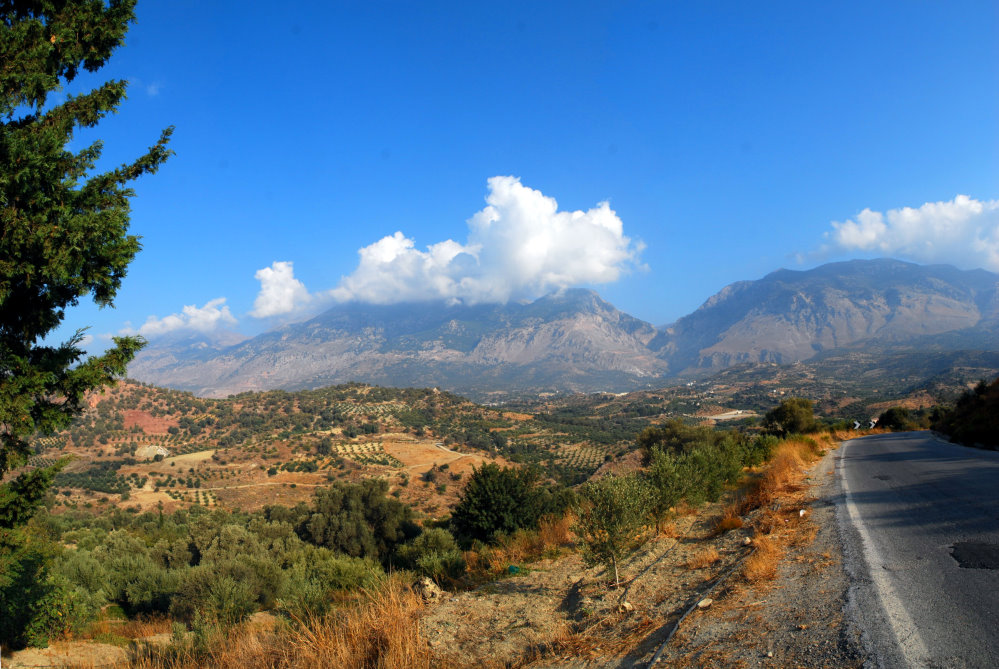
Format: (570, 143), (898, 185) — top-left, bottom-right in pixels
(129, 259), (999, 399)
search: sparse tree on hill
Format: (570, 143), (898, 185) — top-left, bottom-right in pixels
(575, 474), (651, 588)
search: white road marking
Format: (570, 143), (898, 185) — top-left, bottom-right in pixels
(838, 439), (931, 667)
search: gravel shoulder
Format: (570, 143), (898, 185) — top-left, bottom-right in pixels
(648, 445), (868, 668)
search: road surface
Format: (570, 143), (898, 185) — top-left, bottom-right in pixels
(837, 431), (999, 668)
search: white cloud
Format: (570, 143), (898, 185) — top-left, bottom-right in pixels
(331, 176), (642, 304)
(146, 82), (161, 96)
(250, 261), (311, 318)
(128, 298), (237, 337)
(825, 195), (999, 270)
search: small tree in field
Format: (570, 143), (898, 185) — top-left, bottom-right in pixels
(575, 474), (651, 588)
(763, 397), (817, 437)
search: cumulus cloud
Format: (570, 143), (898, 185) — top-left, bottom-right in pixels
(250, 261), (312, 318)
(127, 298), (237, 337)
(824, 195), (999, 271)
(331, 176), (642, 304)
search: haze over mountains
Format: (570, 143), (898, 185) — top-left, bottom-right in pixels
(129, 259), (999, 400)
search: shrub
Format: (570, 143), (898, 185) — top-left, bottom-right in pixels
(450, 464), (570, 544)
(94, 532), (178, 615)
(170, 565), (256, 625)
(636, 419), (720, 463)
(934, 377), (999, 449)
(763, 398), (817, 436)
(291, 479), (419, 564)
(744, 434), (779, 467)
(878, 407), (914, 431)
(278, 548), (384, 619)
(0, 532), (86, 649)
(393, 528), (465, 583)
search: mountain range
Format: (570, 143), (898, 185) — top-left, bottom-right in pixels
(129, 259), (999, 400)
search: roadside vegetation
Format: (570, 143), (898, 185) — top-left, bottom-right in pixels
(933, 376), (999, 449)
(2, 395), (843, 667)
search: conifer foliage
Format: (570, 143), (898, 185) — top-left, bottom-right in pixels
(0, 0), (172, 475)
(1, 1), (171, 648)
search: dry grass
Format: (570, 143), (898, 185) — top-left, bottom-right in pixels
(736, 434), (835, 587)
(738, 436), (827, 516)
(538, 512), (575, 547)
(686, 547), (721, 570)
(464, 513), (576, 580)
(714, 505), (744, 534)
(118, 616), (174, 639)
(81, 613), (173, 643)
(742, 535), (781, 583)
(131, 576), (434, 669)
(656, 519), (680, 538)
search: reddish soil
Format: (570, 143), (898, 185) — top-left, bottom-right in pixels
(122, 409), (178, 435)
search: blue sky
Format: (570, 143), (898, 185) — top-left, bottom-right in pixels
(55, 0), (998, 350)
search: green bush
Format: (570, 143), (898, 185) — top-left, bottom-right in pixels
(636, 420), (720, 463)
(93, 532), (178, 615)
(170, 564), (257, 625)
(278, 548), (383, 619)
(877, 407), (915, 431)
(743, 434), (778, 467)
(450, 464), (570, 544)
(289, 479), (419, 564)
(934, 377), (999, 449)
(763, 398), (817, 436)
(575, 474), (652, 587)
(53, 549), (108, 624)
(0, 532), (65, 648)
(393, 528), (465, 583)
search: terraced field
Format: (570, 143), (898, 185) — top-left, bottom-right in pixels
(333, 440), (404, 467)
(554, 444), (609, 471)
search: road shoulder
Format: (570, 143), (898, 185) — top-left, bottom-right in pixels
(652, 444), (868, 668)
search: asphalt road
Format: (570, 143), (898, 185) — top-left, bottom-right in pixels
(836, 431), (999, 668)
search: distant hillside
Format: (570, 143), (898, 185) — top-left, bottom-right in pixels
(18, 381), (665, 517)
(130, 259), (999, 400)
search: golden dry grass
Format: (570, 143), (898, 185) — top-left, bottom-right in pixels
(685, 547), (721, 570)
(130, 576), (434, 669)
(464, 513), (576, 580)
(81, 613), (173, 643)
(742, 534), (781, 583)
(714, 505), (744, 534)
(538, 512), (575, 548)
(738, 436), (827, 516)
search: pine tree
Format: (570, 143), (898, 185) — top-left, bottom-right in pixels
(0, 0), (172, 478)
(1, 2), (171, 647)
